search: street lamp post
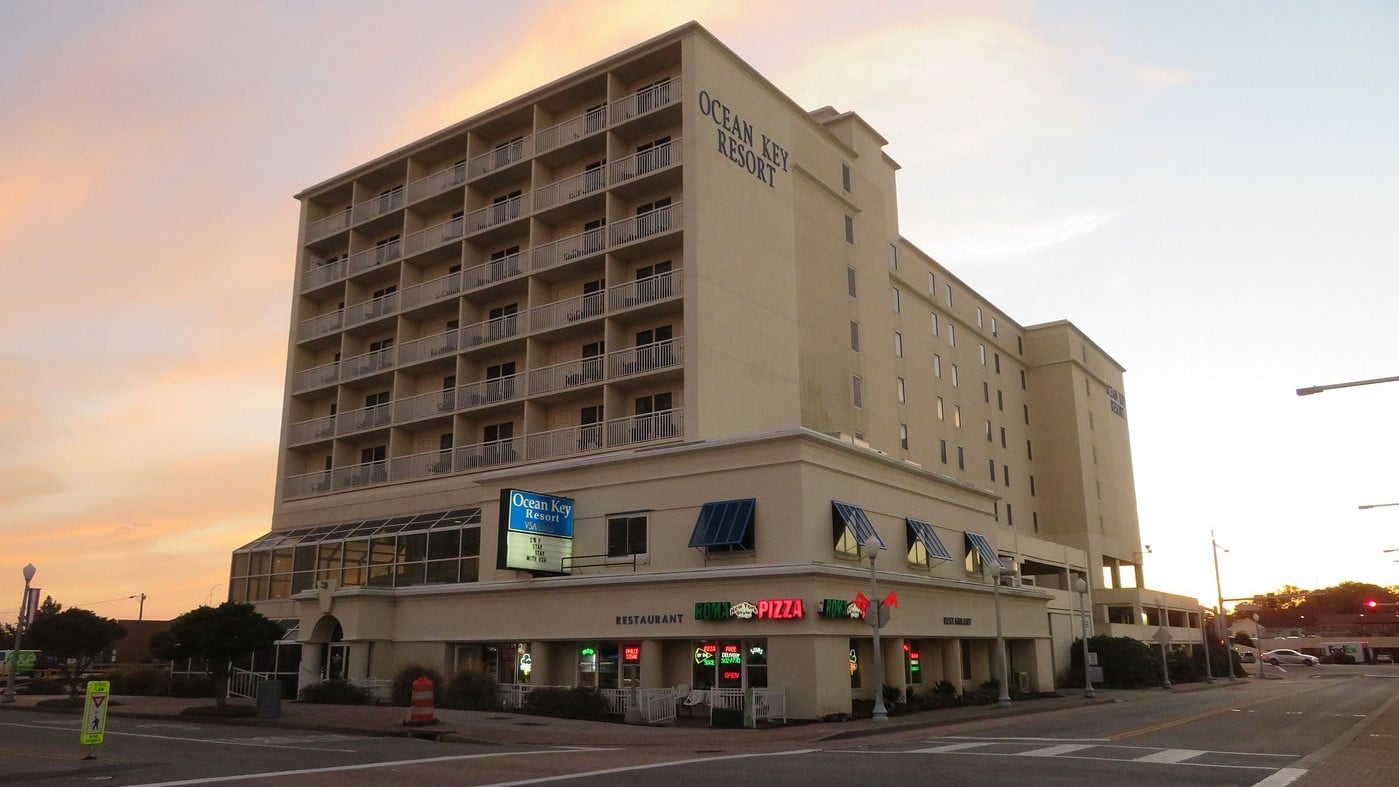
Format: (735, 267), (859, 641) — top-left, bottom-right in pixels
(986, 559), (1012, 708)
(1074, 576), (1094, 698)
(2, 563), (37, 704)
(1253, 613), (1265, 679)
(1157, 598), (1172, 689)
(862, 535), (888, 723)
(1212, 533), (1237, 682)
(1200, 606), (1215, 684)
(1296, 374), (1399, 397)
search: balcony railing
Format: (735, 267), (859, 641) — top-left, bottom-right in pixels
(394, 388), (457, 424)
(464, 252), (526, 290)
(400, 271), (462, 310)
(526, 423), (605, 462)
(468, 137), (533, 180)
(302, 257), (348, 292)
(344, 292), (398, 328)
(535, 106), (608, 154)
(297, 309), (344, 342)
(609, 76), (681, 124)
(608, 138), (679, 186)
(607, 407), (684, 448)
(530, 228), (606, 273)
(336, 403), (393, 436)
(332, 460), (389, 490)
(341, 346), (396, 380)
(608, 269), (681, 312)
(534, 168), (607, 212)
(284, 471), (332, 498)
(390, 449), (455, 481)
(529, 292), (606, 332)
(292, 360), (339, 393)
(397, 328), (459, 366)
(462, 314), (520, 348)
(608, 338), (683, 378)
(347, 240), (402, 277)
(351, 188), (404, 224)
(608, 203), (680, 248)
(527, 357), (605, 396)
(467, 194), (530, 234)
(458, 376), (521, 409)
(406, 162), (467, 204)
(287, 414), (335, 445)
(403, 215), (465, 257)
(306, 209), (350, 242)
(454, 438), (523, 471)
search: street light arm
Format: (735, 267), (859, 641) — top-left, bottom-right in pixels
(1359, 503), (1399, 510)
(1296, 374), (1399, 396)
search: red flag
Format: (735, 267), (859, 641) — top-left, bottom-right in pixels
(883, 591), (899, 609)
(853, 592), (870, 614)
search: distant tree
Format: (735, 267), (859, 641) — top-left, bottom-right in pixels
(25, 608), (127, 698)
(147, 630), (177, 661)
(0, 622), (15, 650)
(166, 603), (283, 708)
(1233, 631), (1255, 648)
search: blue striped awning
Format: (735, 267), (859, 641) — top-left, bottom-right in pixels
(907, 519), (953, 562)
(965, 532), (1004, 571)
(688, 499), (757, 549)
(833, 501), (885, 550)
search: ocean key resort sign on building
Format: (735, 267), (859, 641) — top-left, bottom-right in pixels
(497, 489), (575, 575)
(698, 89), (790, 189)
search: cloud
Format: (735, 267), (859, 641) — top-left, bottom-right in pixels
(936, 211), (1118, 259)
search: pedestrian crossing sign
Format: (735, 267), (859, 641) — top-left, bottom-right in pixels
(82, 680), (111, 746)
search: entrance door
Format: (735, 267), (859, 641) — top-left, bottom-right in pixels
(324, 643), (349, 681)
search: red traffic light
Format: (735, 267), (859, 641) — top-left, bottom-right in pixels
(1365, 599), (1379, 609)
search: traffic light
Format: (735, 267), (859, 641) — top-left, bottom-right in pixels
(1365, 599), (1379, 610)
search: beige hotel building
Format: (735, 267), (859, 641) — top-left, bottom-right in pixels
(229, 23), (1204, 720)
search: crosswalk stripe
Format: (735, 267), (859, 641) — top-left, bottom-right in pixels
(1018, 744), (1094, 757)
(910, 742), (995, 754)
(1135, 749), (1207, 764)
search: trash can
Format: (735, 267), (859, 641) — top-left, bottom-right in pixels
(256, 680), (282, 718)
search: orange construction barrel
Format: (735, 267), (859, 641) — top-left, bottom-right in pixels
(405, 675), (438, 726)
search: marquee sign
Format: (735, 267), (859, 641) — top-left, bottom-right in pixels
(497, 489), (575, 575)
(694, 598), (805, 621)
(698, 89), (790, 189)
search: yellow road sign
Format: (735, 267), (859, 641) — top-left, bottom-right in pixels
(81, 680), (111, 746)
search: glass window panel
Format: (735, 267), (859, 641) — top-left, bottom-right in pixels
(461, 528), (481, 557)
(231, 553), (250, 577)
(230, 577), (249, 602)
(248, 576), (268, 601)
(249, 550), (271, 576)
(400, 532), (428, 563)
(271, 548), (294, 574)
(429, 529), (462, 560)
(291, 572), (315, 595)
(367, 564), (394, 588)
(370, 537), (398, 565)
(317, 543), (343, 574)
(293, 545), (317, 573)
(269, 575), (291, 599)
(395, 561), (426, 587)
(427, 559), (460, 584)
(460, 557), (480, 583)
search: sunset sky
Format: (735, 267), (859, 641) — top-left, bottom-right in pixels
(3, 0), (1396, 622)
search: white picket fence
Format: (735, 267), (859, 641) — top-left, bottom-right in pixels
(496, 683), (782, 726)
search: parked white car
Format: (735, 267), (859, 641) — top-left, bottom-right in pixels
(1263, 648), (1319, 666)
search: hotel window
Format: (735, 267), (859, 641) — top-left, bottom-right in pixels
(847, 266), (857, 297)
(899, 423), (909, 450)
(948, 323), (956, 346)
(934, 354), (943, 378)
(842, 163), (852, 192)
(850, 321), (860, 351)
(979, 344), (986, 365)
(994, 353), (1001, 374)
(1089, 411), (1095, 431)
(894, 331), (903, 357)
(985, 420), (992, 442)
(1003, 465), (1010, 487)
(945, 283), (953, 307)
(1027, 439), (1034, 460)
(928, 272), (936, 295)
(982, 381), (990, 403)
(1030, 476), (1037, 497)
(1024, 404), (1030, 425)
(997, 390), (1004, 411)
(999, 426), (1006, 448)
(845, 215), (855, 244)
(976, 307), (984, 329)
(1006, 504), (1014, 527)
(891, 287), (901, 313)
(897, 377), (906, 403)
(1020, 370), (1027, 390)
(988, 460), (996, 482)
(951, 364), (959, 387)
(991, 316), (998, 337)
(1033, 512), (1039, 532)
(957, 445), (965, 469)
(852, 376), (864, 408)
(953, 405), (961, 428)
(936, 397), (944, 421)
(607, 514), (648, 558)
(889, 243), (898, 270)
(930, 313), (939, 336)
(1017, 336), (1024, 355)
(940, 439), (948, 464)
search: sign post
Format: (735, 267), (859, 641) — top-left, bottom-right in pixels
(81, 680), (111, 759)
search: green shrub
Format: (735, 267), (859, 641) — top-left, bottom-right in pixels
(298, 679), (370, 705)
(391, 664), (444, 707)
(443, 669), (498, 711)
(934, 680), (957, 697)
(171, 675), (215, 698)
(110, 667), (171, 696)
(1073, 636), (1161, 688)
(1166, 651), (1198, 683)
(523, 686), (606, 720)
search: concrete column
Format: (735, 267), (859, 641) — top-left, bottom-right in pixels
(299, 643), (322, 688)
(941, 639), (964, 694)
(639, 639), (664, 688)
(347, 642), (371, 682)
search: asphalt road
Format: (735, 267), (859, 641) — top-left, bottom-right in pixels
(0, 674), (1392, 786)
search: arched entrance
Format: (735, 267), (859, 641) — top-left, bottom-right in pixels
(308, 615), (346, 682)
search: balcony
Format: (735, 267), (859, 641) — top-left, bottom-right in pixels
(390, 449), (455, 481)
(534, 168), (607, 212)
(608, 338), (683, 378)
(609, 76), (681, 124)
(403, 215), (465, 258)
(530, 228), (606, 274)
(347, 240), (402, 277)
(344, 291), (399, 328)
(608, 138), (680, 186)
(464, 251), (526, 290)
(607, 269), (680, 312)
(393, 388), (457, 424)
(351, 188), (404, 224)
(608, 203), (680, 249)
(529, 291), (606, 332)
(341, 346), (396, 381)
(535, 106), (608, 155)
(306, 209), (350, 243)
(336, 403), (393, 436)
(400, 271), (462, 311)
(407, 162), (467, 204)
(606, 407), (684, 448)
(397, 328), (459, 366)
(284, 471), (332, 498)
(454, 438), (523, 470)
(292, 360), (339, 393)
(302, 257), (348, 292)
(332, 460), (389, 490)
(458, 376), (521, 409)
(467, 194), (530, 235)
(468, 137), (534, 180)
(526, 423), (604, 462)
(287, 414), (335, 446)
(297, 309), (344, 342)
(462, 314), (520, 348)
(527, 357), (605, 396)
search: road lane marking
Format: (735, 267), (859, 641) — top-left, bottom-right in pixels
(1135, 748), (1206, 763)
(1251, 768), (1308, 786)
(1110, 679), (1338, 740)
(1018, 743), (1094, 757)
(474, 749), (819, 787)
(121, 748), (616, 787)
(937, 735), (1111, 742)
(0, 721), (356, 752)
(910, 742), (996, 753)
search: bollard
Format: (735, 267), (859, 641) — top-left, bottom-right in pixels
(405, 675), (438, 726)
